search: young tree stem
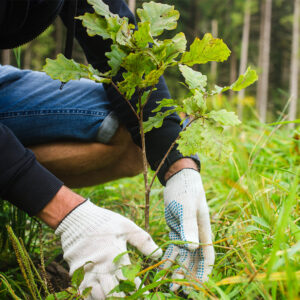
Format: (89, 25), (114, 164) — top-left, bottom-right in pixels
(138, 91), (150, 231)
(111, 81), (140, 120)
(112, 80), (197, 231)
(149, 117), (197, 190)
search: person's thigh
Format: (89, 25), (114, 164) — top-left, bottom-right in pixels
(0, 65), (119, 146)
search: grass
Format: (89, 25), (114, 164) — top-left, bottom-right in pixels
(0, 121), (299, 299)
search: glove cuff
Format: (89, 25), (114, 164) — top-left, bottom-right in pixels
(165, 168), (201, 187)
(55, 199), (110, 243)
(164, 169), (206, 206)
(165, 168), (200, 185)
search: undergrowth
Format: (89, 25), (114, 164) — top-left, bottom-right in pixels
(76, 121), (300, 299)
(0, 122), (299, 299)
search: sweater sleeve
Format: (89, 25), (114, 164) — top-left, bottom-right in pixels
(60, 0), (200, 185)
(0, 123), (64, 216)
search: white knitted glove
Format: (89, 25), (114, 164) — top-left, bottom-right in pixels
(162, 169), (214, 291)
(55, 200), (162, 299)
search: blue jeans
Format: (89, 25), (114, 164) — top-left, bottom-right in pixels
(0, 65), (119, 146)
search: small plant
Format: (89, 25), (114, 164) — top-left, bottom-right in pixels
(44, 0), (257, 232)
(0, 201), (40, 254)
(6, 225), (49, 300)
(5, 225), (92, 300)
(45, 264), (92, 300)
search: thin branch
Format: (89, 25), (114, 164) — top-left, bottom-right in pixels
(149, 117), (199, 190)
(111, 80), (140, 120)
(138, 90), (151, 231)
(141, 86), (154, 111)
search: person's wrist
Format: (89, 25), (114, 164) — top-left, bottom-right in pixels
(164, 158), (198, 182)
(36, 186), (85, 229)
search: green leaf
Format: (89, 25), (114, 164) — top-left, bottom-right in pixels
(207, 109), (241, 126)
(245, 225), (264, 233)
(45, 291), (70, 300)
(113, 251), (133, 264)
(153, 269), (168, 282)
(210, 85), (223, 95)
(251, 215), (270, 229)
(121, 264), (141, 281)
(152, 98), (178, 113)
(82, 286), (92, 297)
(133, 22), (154, 48)
(106, 16), (122, 42)
(179, 64), (207, 90)
(122, 52), (154, 75)
(229, 67), (258, 91)
(43, 54), (109, 84)
(290, 222), (300, 241)
(90, 74), (111, 84)
(77, 13), (110, 39)
(180, 33), (231, 66)
(153, 33), (187, 65)
(148, 292), (166, 300)
(118, 72), (142, 99)
(182, 90), (206, 115)
(177, 120), (233, 161)
(72, 265), (85, 289)
(66, 286), (78, 294)
(143, 109), (177, 133)
(212, 68), (258, 94)
(116, 19), (134, 47)
(109, 280), (136, 294)
(118, 50), (157, 97)
(84, 64), (111, 83)
(137, 90), (151, 114)
(141, 68), (165, 88)
(137, 2), (179, 36)
(87, 0), (113, 17)
(171, 32), (187, 53)
(141, 90), (151, 106)
(43, 54), (89, 82)
(105, 45), (127, 76)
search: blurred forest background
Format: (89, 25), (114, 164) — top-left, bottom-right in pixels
(1, 0), (299, 124)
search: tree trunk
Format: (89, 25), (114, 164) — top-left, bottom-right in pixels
(256, 0), (265, 106)
(229, 51), (237, 101)
(289, 0), (300, 127)
(190, 0), (200, 38)
(256, 0), (272, 123)
(128, 0), (136, 15)
(1, 50), (11, 65)
(55, 18), (64, 55)
(210, 20), (218, 83)
(237, 0), (251, 119)
(24, 44), (32, 69)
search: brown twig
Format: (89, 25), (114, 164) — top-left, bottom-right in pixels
(111, 80), (140, 120)
(149, 117), (198, 190)
(138, 90), (151, 231)
(111, 77), (198, 230)
(141, 86), (154, 111)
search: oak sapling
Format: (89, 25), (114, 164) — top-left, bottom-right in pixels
(43, 0), (258, 231)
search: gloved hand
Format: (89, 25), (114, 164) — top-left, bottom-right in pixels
(55, 200), (162, 299)
(162, 169), (214, 291)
